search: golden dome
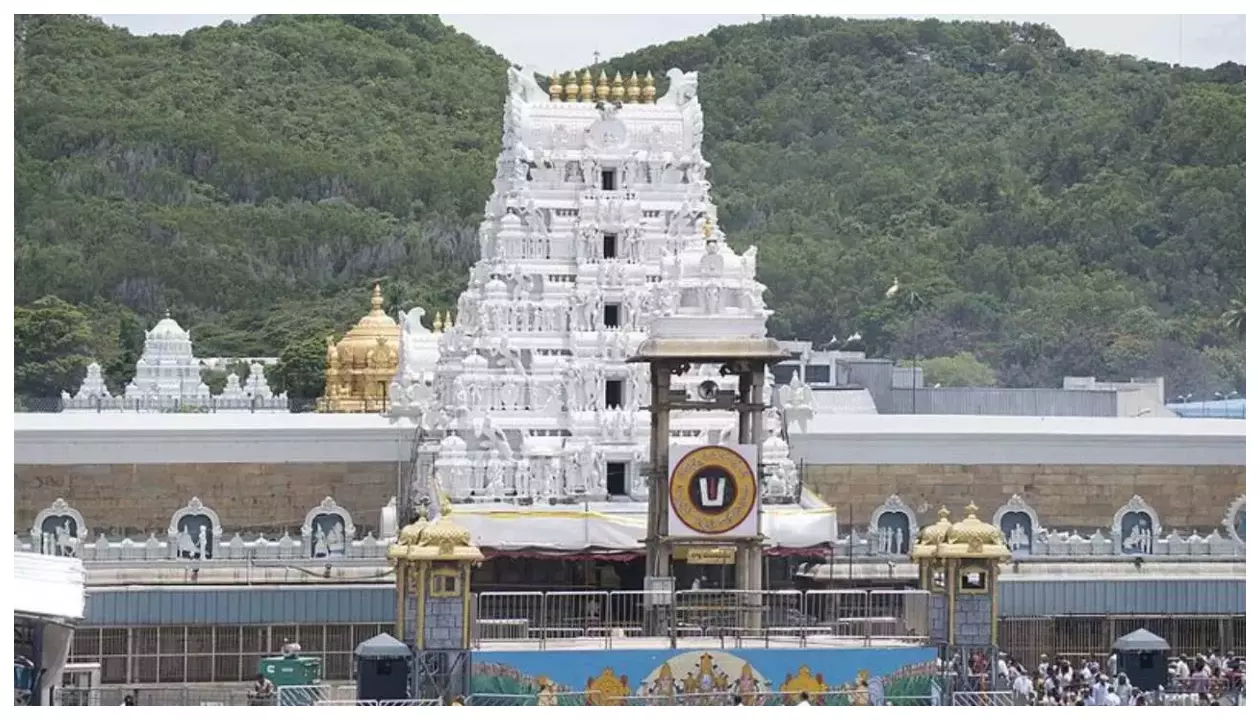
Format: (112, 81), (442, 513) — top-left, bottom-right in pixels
(336, 284), (397, 359)
(919, 506), (952, 546)
(319, 284), (400, 413)
(946, 503), (1006, 550)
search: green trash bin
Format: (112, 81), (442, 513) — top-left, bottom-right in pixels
(259, 656), (324, 705)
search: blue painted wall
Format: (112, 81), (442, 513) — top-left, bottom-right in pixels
(471, 646), (937, 702)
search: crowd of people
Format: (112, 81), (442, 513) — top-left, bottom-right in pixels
(997, 650), (1246, 706)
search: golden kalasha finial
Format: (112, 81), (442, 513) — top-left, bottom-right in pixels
(432, 311), (444, 333)
(370, 283), (384, 311)
(564, 71), (579, 102)
(611, 71), (625, 102)
(701, 217), (714, 239)
(548, 72), (562, 101)
(444, 310), (454, 330)
(642, 71), (656, 103)
(595, 70), (610, 102)
(579, 69), (594, 102)
(627, 71), (641, 103)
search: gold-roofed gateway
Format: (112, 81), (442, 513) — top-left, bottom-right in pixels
(318, 284), (399, 413)
(549, 70), (659, 103)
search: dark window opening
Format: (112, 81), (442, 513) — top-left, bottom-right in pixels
(605, 380), (624, 409)
(604, 303), (621, 328)
(772, 364), (799, 386)
(601, 169), (617, 191)
(804, 364), (831, 384)
(606, 462), (628, 496)
(603, 233), (618, 259)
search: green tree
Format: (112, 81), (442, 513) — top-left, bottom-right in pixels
(915, 352), (998, 387)
(14, 295), (95, 398)
(267, 335), (328, 399)
(1221, 298), (1245, 339)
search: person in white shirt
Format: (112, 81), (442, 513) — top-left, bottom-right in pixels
(1090, 677), (1109, 706)
(1106, 685), (1121, 706)
(796, 691), (811, 706)
(1115, 674), (1133, 705)
(1107, 654), (1118, 677)
(1012, 672), (1034, 704)
(1177, 657), (1191, 680)
(1037, 655), (1050, 677)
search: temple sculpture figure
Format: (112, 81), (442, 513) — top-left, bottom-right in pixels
(319, 284), (401, 413)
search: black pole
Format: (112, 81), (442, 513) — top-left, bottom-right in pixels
(912, 311), (918, 414)
(848, 504), (854, 587)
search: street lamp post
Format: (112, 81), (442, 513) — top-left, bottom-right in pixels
(886, 279), (925, 413)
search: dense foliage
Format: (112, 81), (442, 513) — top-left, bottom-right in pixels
(14, 14), (1246, 400)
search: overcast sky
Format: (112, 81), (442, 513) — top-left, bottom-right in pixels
(98, 14), (1244, 70)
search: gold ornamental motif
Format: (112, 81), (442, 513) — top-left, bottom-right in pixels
(586, 667), (630, 705)
(668, 445), (756, 535)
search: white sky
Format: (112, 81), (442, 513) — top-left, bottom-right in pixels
(96, 13), (1245, 71)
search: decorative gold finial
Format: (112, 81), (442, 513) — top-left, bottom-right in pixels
(370, 283), (383, 312)
(548, 72), (562, 101)
(579, 69), (594, 102)
(964, 502), (979, 518)
(642, 71), (656, 103)
(627, 71), (641, 103)
(432, 311), (444, 334)
(445, 310), (454, 329)
(937, 506), (950, 521)
(611, 71), (625, 103)
(701, 217), (714, 239)
(564, 71), (579, 102)
(595, 70), (610, 101)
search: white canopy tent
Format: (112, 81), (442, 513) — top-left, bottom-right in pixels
(14, 552), (87, 705)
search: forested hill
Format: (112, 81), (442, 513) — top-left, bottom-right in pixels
(14, 14), (1246, 401)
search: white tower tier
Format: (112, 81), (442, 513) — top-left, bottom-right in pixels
(389, 69), (834, 550)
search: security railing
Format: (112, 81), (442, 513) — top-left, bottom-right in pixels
(469, 690), (939, 706)
(315, 699), (442, 706)
(472, 588), (930, 649)
(275, 684), (358, 706)
(950, 691), (1015, 706)
(52, 686), (254, 706)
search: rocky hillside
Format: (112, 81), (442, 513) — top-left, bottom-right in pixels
(13, 14), (1246, 399)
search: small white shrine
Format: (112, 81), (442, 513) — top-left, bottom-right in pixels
(386, 67), (835, 551)
(62, 314), (287, 412)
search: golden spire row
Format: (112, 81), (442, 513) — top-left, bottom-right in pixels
(552, 70), (656, 103)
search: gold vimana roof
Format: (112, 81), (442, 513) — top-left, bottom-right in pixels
(319, 284), (398, 413)
(547, 69), (657, 103)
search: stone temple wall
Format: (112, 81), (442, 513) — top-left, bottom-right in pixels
(13, 461), (1242, 538)
(805, 463), (1243, 530)
(13, 462), (396, 536)
(952, 595), (994, 647)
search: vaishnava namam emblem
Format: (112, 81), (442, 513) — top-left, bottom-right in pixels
(669, 446), (756, 535)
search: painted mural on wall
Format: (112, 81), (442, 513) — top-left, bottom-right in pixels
(471, 647), (937, 705)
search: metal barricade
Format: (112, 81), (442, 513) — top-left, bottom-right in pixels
(802, 588), (870, 641)
(951, 690), (1015, 706)
(52, 686), (250, 706)
(468, 691), (589, 706)
(474, 591), (544, 647)
(606, 590), (648, 639)
(870, 588), (930, 643)
(542, 590), (608, 645)
(275, 684), (357, 706)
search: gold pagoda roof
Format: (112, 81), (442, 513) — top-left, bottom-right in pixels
(334, 284), (397, 360)
(389, 506), (483, 563)
(910, 503), (1010, 561)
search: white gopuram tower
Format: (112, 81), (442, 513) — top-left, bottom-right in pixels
(390, 68), (828, 552)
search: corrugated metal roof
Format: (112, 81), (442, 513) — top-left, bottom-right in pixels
(84, 585), (395, 626)
(82, 578), (1245, 626)
(997, 579), (1245, 617)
